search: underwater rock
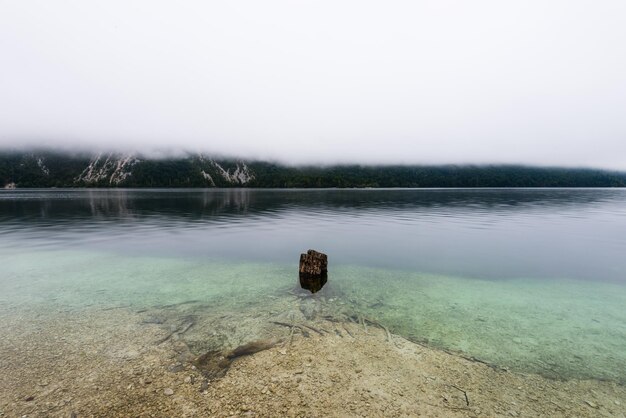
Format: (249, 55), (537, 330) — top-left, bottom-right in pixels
(299, 249), (328, 293)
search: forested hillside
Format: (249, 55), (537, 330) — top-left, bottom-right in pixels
(1, 150), (625, 188)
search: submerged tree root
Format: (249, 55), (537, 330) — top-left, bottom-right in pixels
(302, 324), (326, 336)
(270, 321), (311, 338)
(364, 318), (391, 342)
(155, 320), (195, 345)
(195, 338), (281, 380)
(450, 384), (470, 406)
(159, 300), (201, 309)
(342, 324), (355, 338)
(359, 315), (368, 333)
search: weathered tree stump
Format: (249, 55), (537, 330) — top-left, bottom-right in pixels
(299, 249), (328, 293)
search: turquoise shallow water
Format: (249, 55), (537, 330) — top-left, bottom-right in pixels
(1, 189), (626, 383)
(2, 248), (625, 383)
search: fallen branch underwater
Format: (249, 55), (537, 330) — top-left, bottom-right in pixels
(450, 384), (470, 407)
(364, 318), (392, 342)
(302, 324), (326, 336)
(155, 320), (195, 345)
(270, 321), (311, 338)
(342, 324), (355, 338)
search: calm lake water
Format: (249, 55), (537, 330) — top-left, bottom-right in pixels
(1, 188), (626, 383)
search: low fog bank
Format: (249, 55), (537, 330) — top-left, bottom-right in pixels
(2, 145), (626, 174)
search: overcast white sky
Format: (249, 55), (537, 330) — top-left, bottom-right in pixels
(1, 1), (625, 168)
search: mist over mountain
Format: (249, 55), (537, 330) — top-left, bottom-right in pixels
(2, 150), (625, 189)
(2, 2), (626, 170)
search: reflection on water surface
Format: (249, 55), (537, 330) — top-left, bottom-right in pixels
(2, 188), (625, 281)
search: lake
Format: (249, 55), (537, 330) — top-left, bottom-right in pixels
(1, 188), (626, 384)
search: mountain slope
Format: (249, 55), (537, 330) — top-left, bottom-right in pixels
(1, 150), (625, 188)
(0, 151), (256, 188)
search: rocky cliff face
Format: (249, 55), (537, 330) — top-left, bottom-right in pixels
(36, 157), (50, 176)
(212, 161), (254, 184)
(195, 155), (255, 186)
(67, 153), (256, 187)
(75, 153), (141, 185)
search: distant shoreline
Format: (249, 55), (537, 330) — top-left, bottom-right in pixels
(3, 150), (626, 188)
(3, 186), (626, 190)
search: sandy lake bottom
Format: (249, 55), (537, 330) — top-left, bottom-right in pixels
(1, 250), (626, 417)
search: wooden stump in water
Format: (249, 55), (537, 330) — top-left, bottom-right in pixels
(299, 249), (328, 276)
(299, 249), (328, 293)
